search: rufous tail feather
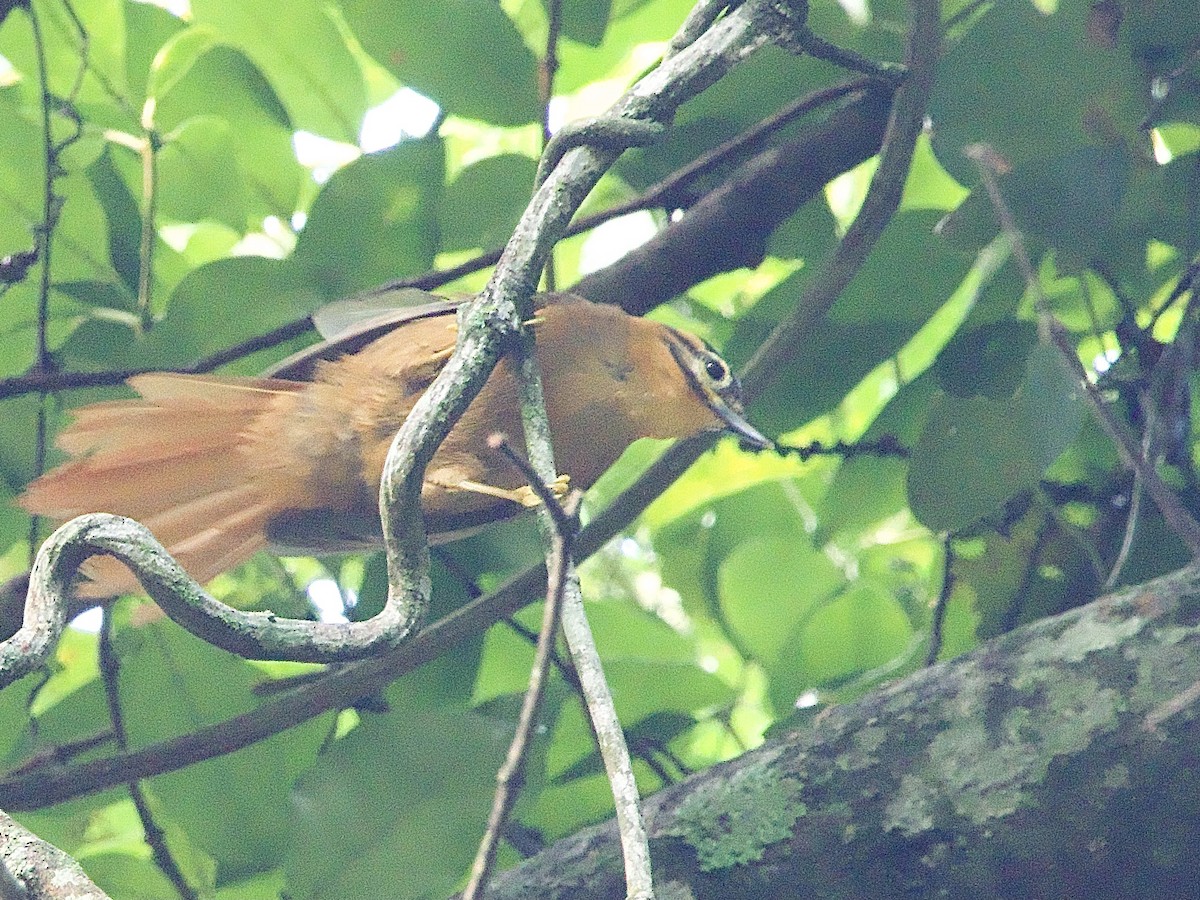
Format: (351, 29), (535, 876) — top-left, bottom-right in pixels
(20, 373), (301, 598)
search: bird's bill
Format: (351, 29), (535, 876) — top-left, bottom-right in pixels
(710, 399), (772, 449)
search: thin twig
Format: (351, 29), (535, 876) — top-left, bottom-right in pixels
(98, 612), (198, 900)
(464, 483), (579, 900)
(925, 535), (955, 665)
(539, 0), (563, 292)
(503, 615), (581, 694)
(488, 433), (576, 535)
(1104, 399), (1151, 590)
(774, 435), (909, 462)
(3, 729), (114, 778)
(29, 3), (54, 377)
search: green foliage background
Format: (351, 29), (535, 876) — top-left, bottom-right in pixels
(0, 0), (1198, 896)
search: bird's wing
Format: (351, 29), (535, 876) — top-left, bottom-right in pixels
(265, 287), (463, 381)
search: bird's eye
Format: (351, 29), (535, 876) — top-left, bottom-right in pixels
(703, 357), (728, 383)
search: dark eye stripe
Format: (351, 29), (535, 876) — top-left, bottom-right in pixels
(661, 329), (743, 409)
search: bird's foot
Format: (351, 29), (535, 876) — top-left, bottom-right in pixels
(435, 474), (571, 508)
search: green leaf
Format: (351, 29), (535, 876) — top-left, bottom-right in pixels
(124, 0), (187, 107)
(1117, 151), (1200, 254)
(157, 115), (247, 228)
(292, 135), (444, 298)
(286, 687), (506, 900)
(908, 342), (1087, 532)
(117, 615), (332, 880)
(938, 146), (1132, 269)
(0, 673), (40, 763)
(554, 0), (612, 46)
(655, 480), (824, 626)
(440, 153), (537, 252)
(0, 0), (128, 107)
(933, 320), (1040, 399)
(85, 146), (142, 299)
(815, 456), (909, 540)
(340, 0), (539, 126)
(137, 256), (320, 369)
(146, 25), (220, 105)
(153, 45), (300, 221)
(799, 582), (914, 687)
(87, 850), (214, 900)
(190, 0), (367, 141)
(929, 0), (1148, 183)
(730, 211), (970, 434)
(718, 536), (842, 669)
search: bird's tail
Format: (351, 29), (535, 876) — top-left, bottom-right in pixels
(20, 373), (302, 597)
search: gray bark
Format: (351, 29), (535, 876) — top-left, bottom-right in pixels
(480, 565), (1200, 900)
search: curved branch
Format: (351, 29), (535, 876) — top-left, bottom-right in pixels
(5, 514), (422, 671)
(742, 0), (941, 399)
(573, 85), (893, 314)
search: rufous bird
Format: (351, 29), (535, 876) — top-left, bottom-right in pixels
(20, 291), (769, 596)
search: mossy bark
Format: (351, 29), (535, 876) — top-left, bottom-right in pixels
(480, 565), (1200, 900)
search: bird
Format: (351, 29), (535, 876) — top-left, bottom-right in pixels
(19, 291), (769, 596)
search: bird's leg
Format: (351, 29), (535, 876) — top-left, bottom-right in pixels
(428, 473), (571, 508)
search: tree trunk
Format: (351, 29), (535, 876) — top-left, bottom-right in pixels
(480, 565), (1200, 899)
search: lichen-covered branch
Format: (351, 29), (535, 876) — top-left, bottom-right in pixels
(477, 563), (1200, 899)
(0, 808), (111, 899)
(2, 513), (426, 675)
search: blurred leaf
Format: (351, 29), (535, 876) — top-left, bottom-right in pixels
(440, 153), (536, 252)
(587, 600), (696, 664)
(938, 146), (1132, 269)
(157, 115), (248, 228)
(154, 45), (300, 221)
(0, 0), (127, 107)
(908, 343), (1087, 532)
(554, 0), (612, 46)
(118, 614), (332, 880)
(929, 0), (1148, 183)
(901, 133), (970, 212)
(286, 674), (506, 900)
(136, 256), (319, 368)
(798, 582), (914, 687)
(292, 135), (444, 298)
(655, 479), (822, 627)
(1125, 0), (1200, 72)
(87, 848), (215, 900)
(190, 0), (367, 141)
(340, 0), (539, 126)
(552, 0), (696, 93)
(816, 456), (908, 540)
(0, 395), (45, 544)
(1116, 151), (1200, 255)
(123, 1), (187, 107)
(146, 25), (219, 105)
(718, 535), (842, 668)
(85, 146), (141, 299)
(0, 673), (39, 763)
(934, 320), (1040, 398)
(732, 211), (970, 434)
